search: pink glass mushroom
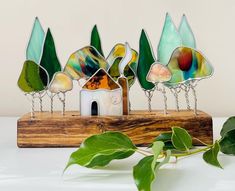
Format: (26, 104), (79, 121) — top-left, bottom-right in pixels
(147, 63), (172, 114)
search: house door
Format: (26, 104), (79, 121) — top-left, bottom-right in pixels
(91, 101), (98, 116)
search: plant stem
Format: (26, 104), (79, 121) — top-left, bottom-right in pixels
(193, 137), (211, 146)
(136, 148), (152, 156)
(136, 148), (165, 159)
(171, 146), (212, 158)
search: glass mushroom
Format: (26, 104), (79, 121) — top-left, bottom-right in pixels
(48, 72), (73, 115)
(146, 63), (172, 115)
(164, 47), (214, 115)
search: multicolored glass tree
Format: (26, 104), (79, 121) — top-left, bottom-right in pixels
(107, 44), (138, 89)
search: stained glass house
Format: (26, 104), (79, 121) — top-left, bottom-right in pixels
(80, 68), (123, 116)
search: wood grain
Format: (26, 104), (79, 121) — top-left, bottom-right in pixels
(118, 77), (129, 115)
(17, 110), (213, 148)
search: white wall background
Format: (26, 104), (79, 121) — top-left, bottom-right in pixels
(0, 0), (234, 117)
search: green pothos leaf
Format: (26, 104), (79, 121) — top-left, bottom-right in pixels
(220, 116), (235, 138)
(171, 126), (192, 151)
(154, 132), (174, 150)
(203, 141), (222, 169)
(219, 129), (235, 155)
(149, 132), (174, 150)
(133, 141), (171, 191)
(133, 155), (155, 191)
(64, 132), (137, 171)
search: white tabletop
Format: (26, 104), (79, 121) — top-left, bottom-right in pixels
(1, 117), (235, 191)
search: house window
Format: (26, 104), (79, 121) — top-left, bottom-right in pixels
(91, 101), (98, 116)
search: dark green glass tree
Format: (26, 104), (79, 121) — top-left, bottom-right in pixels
(137, 30), (155, 111)
(39, 28), (62, 113)
(39, 28), (61, 86)
(90, 25), (104, 57)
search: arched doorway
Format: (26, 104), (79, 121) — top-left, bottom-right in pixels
(91, 101), (98, 116)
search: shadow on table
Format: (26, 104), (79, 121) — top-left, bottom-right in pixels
(153, 168), (186, 191)
(63, 162), (133, 183)
(63, 171), (131, 182)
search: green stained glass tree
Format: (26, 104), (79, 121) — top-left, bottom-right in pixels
(18, 60), (46, 93)
(137, 29), (155, 111)
(26, 17), (45, 64)
(157, 13), (182, 65)
(39, 28), (62, 112)
(17, 60), (48, 118)
(178, 14), (196, 48)
(39, 28), (61, 85)
(90, 25), (104, 57)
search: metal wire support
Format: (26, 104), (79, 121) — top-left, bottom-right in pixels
(58, 92), (66, 115)
(190, 82), (198, 115)
(170, 87), (180, 112)
(50, 95), (54, 113)
(162, 86), (168, 115)
(30, 93), (35, 119)
(182, 85), (191, 110)
(156, 83), (168, 115)
(144, 89), (154, 112)
(48, 92), (56, 114)
(38, 92), (43, 112)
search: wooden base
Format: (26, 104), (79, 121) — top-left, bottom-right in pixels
(17, 110), (213, 148)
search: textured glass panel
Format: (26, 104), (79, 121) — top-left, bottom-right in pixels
(107, 43), (138, 88)
(26, 17), (45, 64)
(49, 72), (73, 93)
(165, 47), (213, 86)
(137, 30), (155, 90)
(90, 25), (104, 57)
(147, 62), (171, 83)
(18, 60), (48, 93)
(119, 42), (133, 75)
(178, 15), (196, 48)
(158, 13), (182, 65)
(39, 28), (61, 85)
(64, 46), (108, 80)
(82, 69), (120, 90)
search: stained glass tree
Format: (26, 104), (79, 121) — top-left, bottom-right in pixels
(90, 25), (104, 57)
(137, 30), (155, 111)
(39, 28), (62, 112)
(26, 17), (45, 64)
(18, 60), (48, 118)
(26, 17), (45, 111)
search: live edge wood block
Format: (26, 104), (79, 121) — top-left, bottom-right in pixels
(17, 110), (213, 148)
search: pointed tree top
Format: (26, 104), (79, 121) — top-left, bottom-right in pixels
(157, 13), (182, 65)
(39, 28), (61, 85)
(26, 17), (45, 64)
(178, 14), (196, 48)
(90, 25), (104, 57)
